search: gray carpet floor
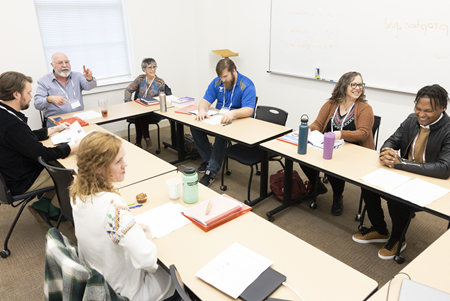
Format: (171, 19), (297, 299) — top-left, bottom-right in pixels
(0, 125), (447, 300)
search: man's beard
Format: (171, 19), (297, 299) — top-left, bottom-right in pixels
(55, 67), (71, 77)
(224, 73), (236, 90)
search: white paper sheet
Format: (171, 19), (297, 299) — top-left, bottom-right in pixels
(190, 109), (219, 117)
(73, 110), (102, 120)
(389, 178), (450, 207)
(50, 121), (86, 145)
(134, 202), (191, 238)
(201, 115), (223, 125)
(361, 168), (412, 191)
(307, 130), (345, 149)
(196, 243), (274, 299)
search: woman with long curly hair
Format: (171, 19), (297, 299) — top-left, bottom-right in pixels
(300, 71), (375, 216)
(70, 132), (176, 301)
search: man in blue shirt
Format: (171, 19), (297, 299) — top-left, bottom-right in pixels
(192, 58), (256, 186)
(34, 52), (97, 126)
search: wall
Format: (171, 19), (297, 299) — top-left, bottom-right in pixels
(1, 0), (420, 146)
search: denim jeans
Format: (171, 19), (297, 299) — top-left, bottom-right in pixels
(191, 127), (228, 178)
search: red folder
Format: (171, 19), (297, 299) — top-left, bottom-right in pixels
(175, 104), (198, 115)
(55, 116), (89, 127)
(182, 194), (251, 232)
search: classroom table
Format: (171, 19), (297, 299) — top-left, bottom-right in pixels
(154, 107), (292, 198)
(258, 139), (450, 224)
(42, 124), (177, 187)
(48, 100), (171, 125)
(122, 172), (378, 301)
(368, 229), (450, 300)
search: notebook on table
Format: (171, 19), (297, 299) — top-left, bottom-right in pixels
(240, 267), (286, 301)
(398, 279), (450, 301)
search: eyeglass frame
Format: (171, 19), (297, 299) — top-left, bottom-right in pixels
(349, 83), (365, 89)
(54, 60), (70, 65)
(146, 65), (158, 70)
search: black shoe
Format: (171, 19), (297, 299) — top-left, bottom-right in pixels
(331, 194), (343, 216)
(198, 161), (209, 173)
(199, 170), (215, 187)
(28, 206), (53, 228)
(307, 182), (328, 199)
(50, 210), (67, 222)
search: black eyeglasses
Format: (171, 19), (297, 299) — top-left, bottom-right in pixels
(349, 83), (365, 89)
(146, 66), (158, 70)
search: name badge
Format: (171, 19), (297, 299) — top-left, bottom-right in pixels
(219, 107), (230, 114)
(70, 99), (81, 109)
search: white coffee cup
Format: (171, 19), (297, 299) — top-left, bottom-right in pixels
(166, 178), (181, 200)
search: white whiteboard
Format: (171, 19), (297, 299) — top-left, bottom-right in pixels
(269, 0), (450, 94)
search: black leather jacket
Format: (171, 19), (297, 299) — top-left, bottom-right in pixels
(382, 112), (450, 179)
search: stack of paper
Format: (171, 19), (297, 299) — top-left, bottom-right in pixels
(196, 243), (273, 299)
(50, 121), (86, 145)
(183, 196), (242, 226)
(308, 130), (345, 149)
(74, 110), (102, 120)
(134, 202), (191, 238)
(140, 97), (159, 105)
(189, 109), (219, 117)
(172, 96), (194, 104)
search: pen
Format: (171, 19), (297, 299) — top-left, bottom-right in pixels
(205, 199), (213, 215)
(223, 122), (232, 127)
(129, 204), (143, 209)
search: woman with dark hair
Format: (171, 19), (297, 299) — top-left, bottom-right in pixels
(300, 71), (375, 216)
(124, 58), (166, 150)
(70, 132), (176, 300)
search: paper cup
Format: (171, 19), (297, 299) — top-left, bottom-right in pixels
(166, 178), (181, 200)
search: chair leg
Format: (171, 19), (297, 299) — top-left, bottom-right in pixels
(127, 123), (132, 142)
(220, 155), (228, 191)
(394, 210), (415, 264)
(55, 212), (64, 229)
(356, 192), (364, 221)
(358, 205), (367, 231)
(247, 165), (254, 202)
(155, 123), (161, 154)
(1, 197), (33, 258)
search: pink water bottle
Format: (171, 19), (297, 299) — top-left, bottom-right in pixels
(323, 132), (335, 160)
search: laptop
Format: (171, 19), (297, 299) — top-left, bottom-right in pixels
(240, 267), (286, 301)
(398, 279), (450, 301)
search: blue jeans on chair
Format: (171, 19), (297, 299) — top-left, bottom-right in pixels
(191, 127), (227, 178)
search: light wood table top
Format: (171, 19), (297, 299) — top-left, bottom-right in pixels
(260, 139), (450, 219)
(48, 101), (170, 125)
(368, 229), (450, 300)
(121, 173), (378, 301)
(155, 107), (292, 146)
(42, 124), (176, 187)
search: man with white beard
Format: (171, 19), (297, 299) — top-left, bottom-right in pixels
(34, 52), (97, 126)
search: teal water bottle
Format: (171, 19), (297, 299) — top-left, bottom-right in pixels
(298, 114), (309, 155)
(182, 166), (198, 204)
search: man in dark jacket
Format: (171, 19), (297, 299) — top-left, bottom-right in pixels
(352, 84), (450, 260)
(0, 71), (79, 227)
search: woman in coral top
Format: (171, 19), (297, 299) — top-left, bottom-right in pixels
(301, 71), (375, 216)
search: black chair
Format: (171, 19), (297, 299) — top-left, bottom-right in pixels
(39, 110), (47, 128)
(220, 106), (288, 203)
(0, 171), (54, 258)
(354, 115), (381, 221)
(127, 84), (172, 154)
(169, 264), (198, 301)
(38, 157), (75, 229)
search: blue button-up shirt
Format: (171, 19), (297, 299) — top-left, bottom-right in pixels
(34, 71), (97, 118)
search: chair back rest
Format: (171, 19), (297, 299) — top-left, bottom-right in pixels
(254, 105), (289, 126)
(38, 157), (75, 221)
(40, 110), (47, 128)
(169, 264), (192, 301)
(373, 115), (381, 150)
(251, 96), (259, 118)
(0, 171), (14, 205)
(45, 228), (129, 301)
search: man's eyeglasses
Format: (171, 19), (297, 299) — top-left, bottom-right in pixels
(349, 83), (365, 89)
(55, 60), (70, 65)
(146, 66), (158, 70)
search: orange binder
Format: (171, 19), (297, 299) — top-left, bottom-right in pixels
(175, 104), (198, 115)
(55, 116), (89, 127)
(182, 194), (251, 232)
(135, 99), (160, 107)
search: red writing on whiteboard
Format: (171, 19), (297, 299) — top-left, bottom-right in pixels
(435, 52), (449, 59)
(405, 20), (448, 36)
(384, 18), (402, 38)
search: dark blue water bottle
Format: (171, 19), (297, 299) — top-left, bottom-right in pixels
(297, 114), (309, 155)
